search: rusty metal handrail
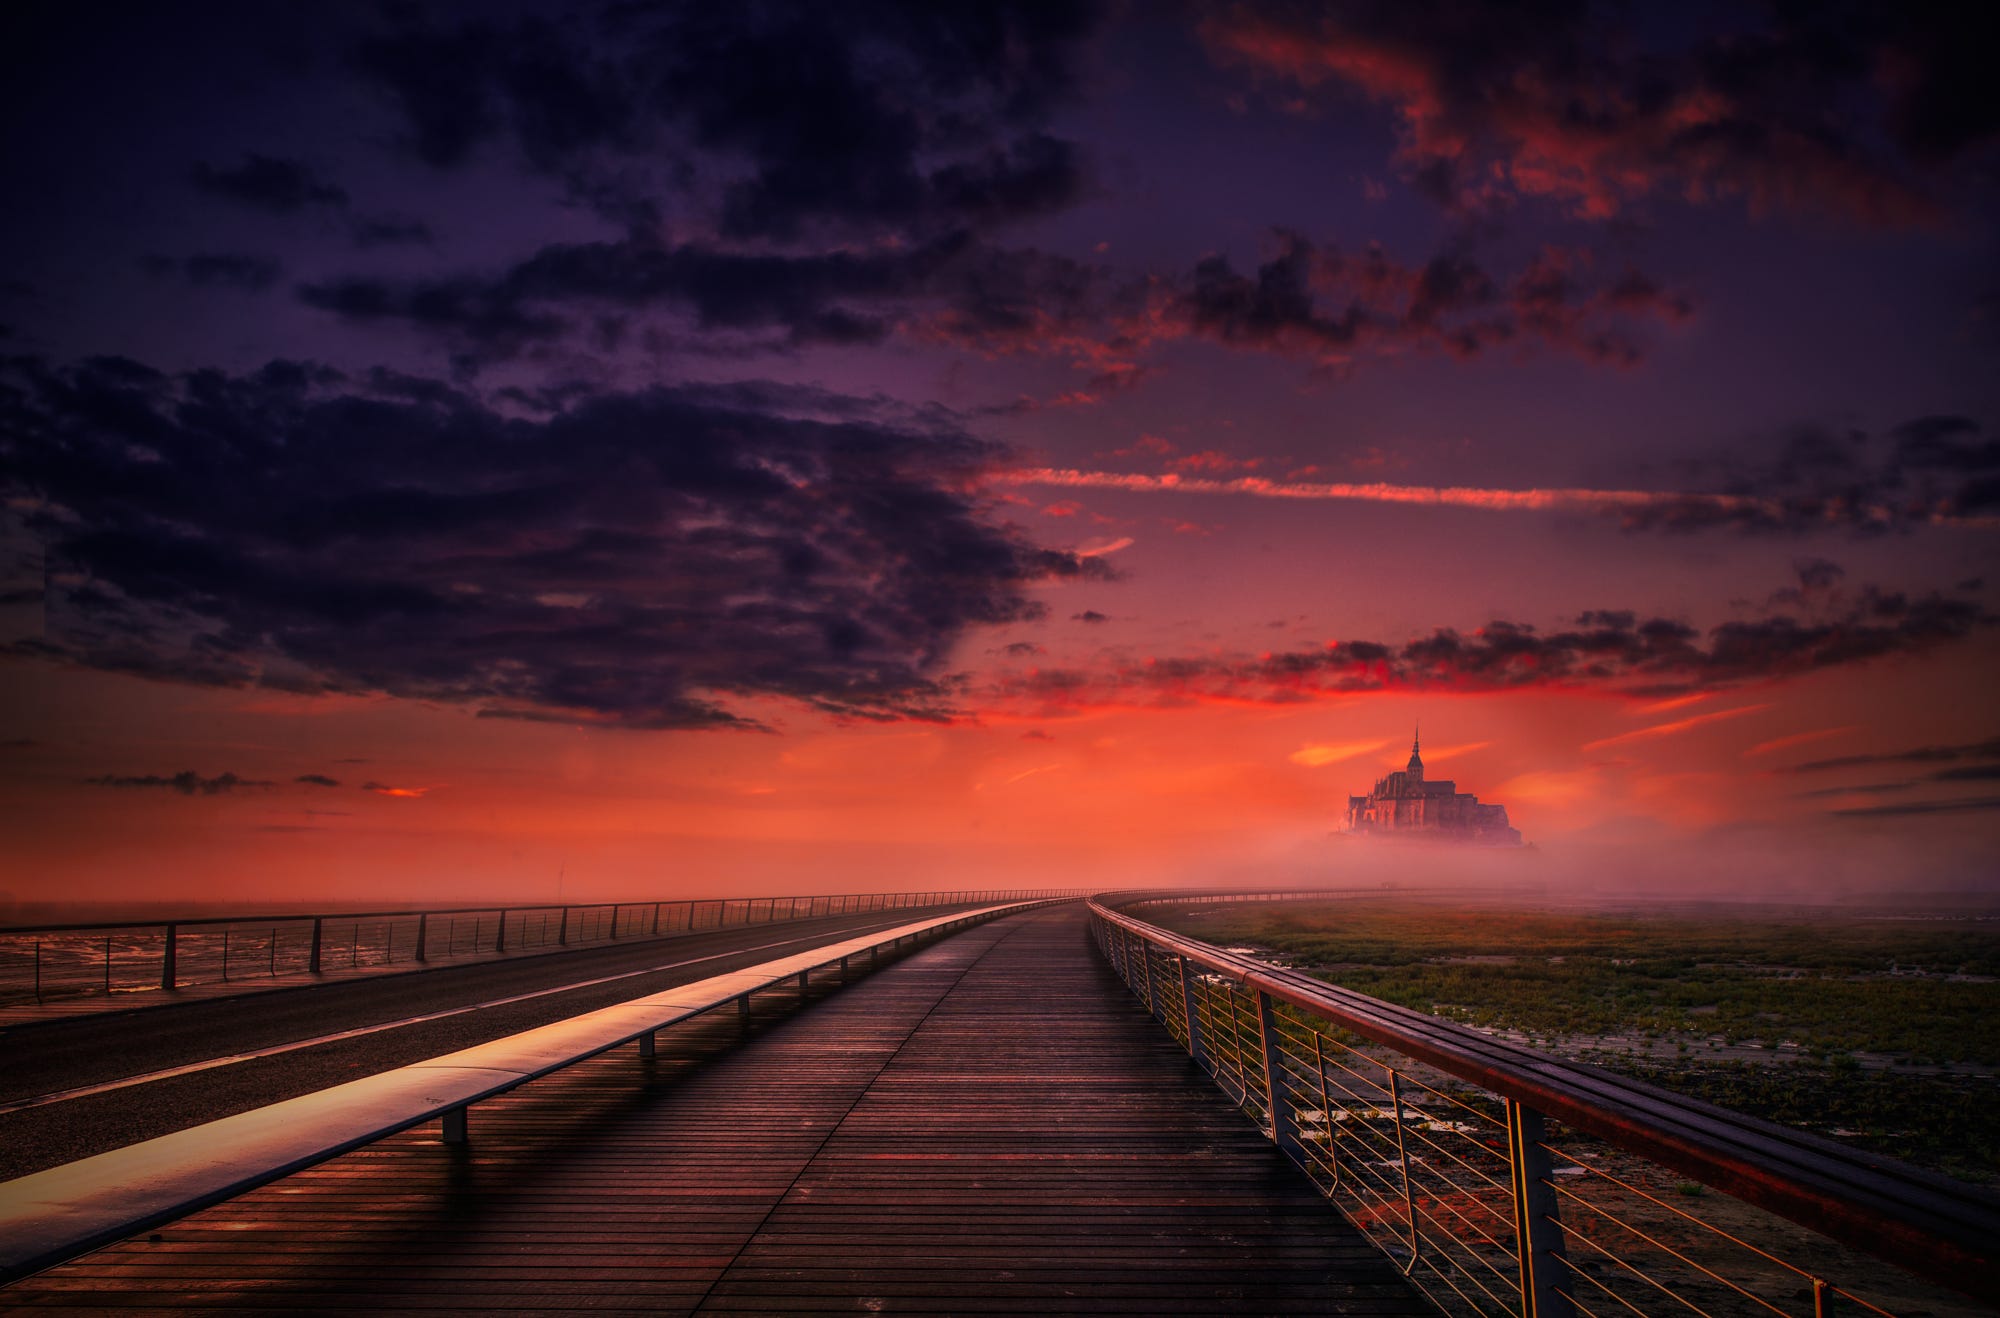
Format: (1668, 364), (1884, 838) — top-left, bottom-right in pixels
(1088, 892), (1999, 1312)
(0, 897), (1070, 1283)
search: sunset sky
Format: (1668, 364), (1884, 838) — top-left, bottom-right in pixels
(2, 1), (1995, 912)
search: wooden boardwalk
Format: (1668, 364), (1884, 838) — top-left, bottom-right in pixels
(1, 906), (1427, 1315)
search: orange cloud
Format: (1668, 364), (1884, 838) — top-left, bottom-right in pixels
(1290, 738), (1391, 767)
(363, 781), (433, 798)
(1581, 704), (1770, 752)
(1745, 726), (1858, 758)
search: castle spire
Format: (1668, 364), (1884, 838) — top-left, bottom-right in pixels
(1407, 722), (1424, 779)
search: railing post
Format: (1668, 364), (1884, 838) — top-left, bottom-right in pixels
(1506, 1098), (1573, 1318)
(161, 923), (177, 991)
(1178, 955), (1208, 1068)
(557, 907), (569, 946)
(1389, 1069), (1420, 1266)
(414, 913), (428, 963)
(1140, 938), (1162, 1020)
(308, 917), (323, 974)
(651, 902), (661, 935)
(1311, 1030), (1338, 1188)
(1256, 989), (1302, 1162)
(495, 910), (507, 954)
(610, 905), (620, 939)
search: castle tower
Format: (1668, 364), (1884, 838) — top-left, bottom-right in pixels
(1406, 724), (1423, 782)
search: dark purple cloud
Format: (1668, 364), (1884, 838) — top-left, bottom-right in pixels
(86, 770), (275, 795)
(1202, 0), (1997, 226)
(1615, 416), (2000, 533)
(143, 253), (282, 292)
(1161, 231), (1691, 367)
(301, 223), (1695, 384)
(348, 216), (435, 249)
(2, 356), (1110, 729)
(191, 155), (348, 213)
(349, 3), (1099, 237)
(1780, 735), (2000, 775)
(1829, 796), (2000, 818)
(296, 232), (973, 363)
(988, 584), (1991, 713)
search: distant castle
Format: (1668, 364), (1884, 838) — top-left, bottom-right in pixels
(1344, 728), (1523, 846)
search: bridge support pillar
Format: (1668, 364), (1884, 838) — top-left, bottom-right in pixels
(638, 1030), (656, 1059)
(441, 1107), (467, 1145)
(1506, 1098), (1574, 1318)
(737, 994), (751, 1032)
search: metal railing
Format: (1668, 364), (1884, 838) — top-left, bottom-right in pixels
(1088, 892), (2000, 1318)
(0, 888), (1081, 1007)
(1, 897), (1072, 1282)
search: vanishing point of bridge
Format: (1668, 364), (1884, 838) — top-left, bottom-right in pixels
(0, 895), (1993, 1317)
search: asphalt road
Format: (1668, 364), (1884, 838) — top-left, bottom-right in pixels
(0, 906), (970, 1180)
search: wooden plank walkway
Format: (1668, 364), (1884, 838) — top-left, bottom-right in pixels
(0, 906), (1427, 1316)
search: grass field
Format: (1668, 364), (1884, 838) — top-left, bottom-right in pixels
(1145, 897), (2000, 1184)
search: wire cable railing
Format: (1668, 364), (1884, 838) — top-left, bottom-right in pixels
(1088, 891), (1999, 1318)
(0, 897), (1072, 1283)
(0, 887), (1082, 1007)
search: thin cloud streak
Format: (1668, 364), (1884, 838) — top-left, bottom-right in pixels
(1581, 704), (1771, 752)
(1746, 726), (1858, 757)
(998, 468), (1784, 517)
(1289, 738), (1390, 767)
